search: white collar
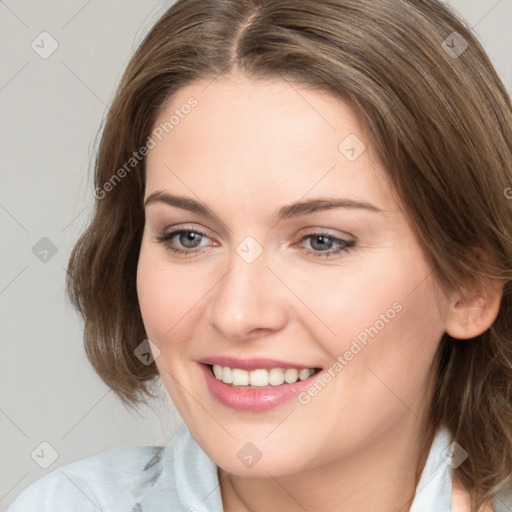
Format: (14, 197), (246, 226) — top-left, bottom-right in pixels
(409, 425), (453, 512)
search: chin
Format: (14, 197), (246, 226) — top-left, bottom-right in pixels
(202, 434), (316, 478)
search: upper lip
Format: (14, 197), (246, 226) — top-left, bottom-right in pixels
(198, 356), (321, 371)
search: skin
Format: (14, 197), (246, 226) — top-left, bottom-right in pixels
(136, 72), (502, 512)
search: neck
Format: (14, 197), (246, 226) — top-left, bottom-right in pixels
(219, 417), (436, 512)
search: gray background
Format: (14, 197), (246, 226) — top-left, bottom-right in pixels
(0, 0), (511, 508)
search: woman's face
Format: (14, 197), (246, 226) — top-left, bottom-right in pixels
(137, 73), (449, 476)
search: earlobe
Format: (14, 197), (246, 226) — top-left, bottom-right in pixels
(444, 279), (504, 340)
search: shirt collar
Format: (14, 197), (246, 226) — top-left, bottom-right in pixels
(409, 424), (453, 512)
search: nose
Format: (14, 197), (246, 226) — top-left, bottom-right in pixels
(206, 242), (289, 342)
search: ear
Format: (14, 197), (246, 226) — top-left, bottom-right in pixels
(444, 276), (504, 340)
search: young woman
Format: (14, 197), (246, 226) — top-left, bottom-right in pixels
(8, 0), (512, 510)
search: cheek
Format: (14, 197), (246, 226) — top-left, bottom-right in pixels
(286, 255), (445, 451)
(332, 254), (444, 411)
(136, 247), (200, 411)
(136, 243), (212, 347)
(294, 244), (445, 377)
(136, 244), (180, 342)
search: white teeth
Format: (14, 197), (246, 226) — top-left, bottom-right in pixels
(268, 368), (285, 386)
(213, 365), (223, 379)
(249, 369), (268, 387)
(299, 368), (311, 381)
(223, 366), (233, 384)
(284, 368), (299, 384)
(211, 365), (315, 387)
(231, 368), (249, 386)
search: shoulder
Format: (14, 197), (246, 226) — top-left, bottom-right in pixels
(7, 424), (222, 512)
(6, 443), (164, 511)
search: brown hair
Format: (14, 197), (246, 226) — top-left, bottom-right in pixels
(66, 0), (512, 509)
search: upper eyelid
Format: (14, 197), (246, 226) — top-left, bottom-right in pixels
(159, 227), (354, 248)
(161, 227), (350, 239)
(161, 225), (215, 241)
(158, 221), (355, 238)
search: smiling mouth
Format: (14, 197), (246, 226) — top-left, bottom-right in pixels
(208, 364), (322, 388)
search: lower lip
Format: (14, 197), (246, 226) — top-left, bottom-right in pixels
(200, 364), (320, 412)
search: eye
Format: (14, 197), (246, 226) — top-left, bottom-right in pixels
(154, 227), (355, 259)
(155, 228), (213, 256)
(296, 232), (355, 258)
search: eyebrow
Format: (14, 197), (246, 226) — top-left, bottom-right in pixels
(143, 190), (383, 221)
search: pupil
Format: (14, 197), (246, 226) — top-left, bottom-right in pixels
(182, 231), (200, 247)
(312, 235), (332, 251)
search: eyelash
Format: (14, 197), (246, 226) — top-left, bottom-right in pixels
(154, 228), (355, 259)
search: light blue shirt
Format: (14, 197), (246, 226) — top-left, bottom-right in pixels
(7, 423), (512, 511)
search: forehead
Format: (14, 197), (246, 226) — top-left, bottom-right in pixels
(145, 75), (395, 213)
(151, 74), (365, 155)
